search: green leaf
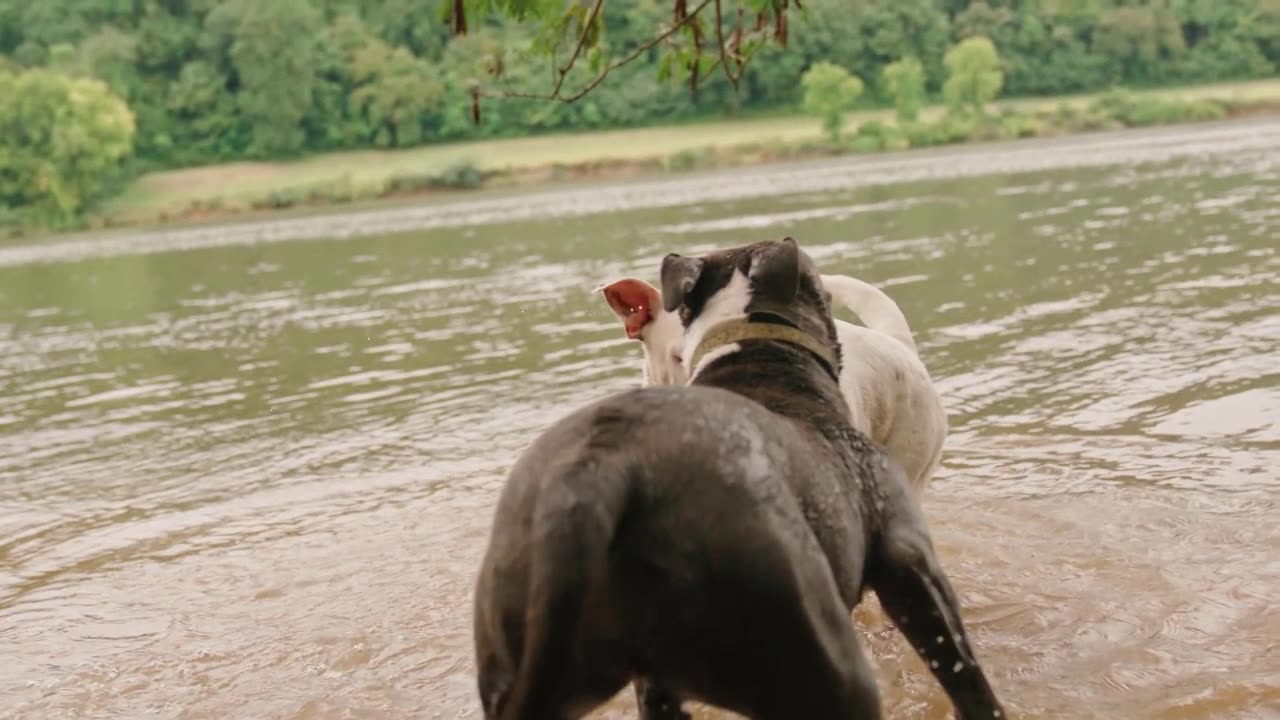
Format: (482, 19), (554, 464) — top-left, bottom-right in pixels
(674, 46), (692, 69)
(529, 12), (573, 54)
(697, 54), (718, 78)
(683, 19), (701, 45)
(493, 0), (560, 21)
(588, 45), (605, 74)
(583, 9), (604, 48)
(564, 3), (585, 34)
(656, 51), (674, 83)
(671, 54), (691, 85)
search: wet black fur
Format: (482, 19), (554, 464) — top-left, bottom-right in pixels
(472, 238), (1007, 720)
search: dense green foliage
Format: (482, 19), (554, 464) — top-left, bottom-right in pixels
(1, 0), (1275, 170)
(0, 68), (135, 228)
(0, 0), (1277, 234)
(801, 62), (865, 141)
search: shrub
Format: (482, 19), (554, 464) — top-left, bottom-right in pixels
(1088, 88), (1137, 122)
(385, 171), (435, 193)
(1050, 101), (1081, 126)
(901, 121), (938, 148)
(1185, 100), (1226, 122)
(1078, 109), (1125, 132)
(996, 109), (1042, 139)
(663, 148), (698, 171)
(1087, 89), (1228, 128)
(935, 112), (979, 144)
(883, 57), (926, 123)
(849, 135), (882, 153)
(0, 68), (136, 228)
(943, 36), (1004, 116)
(386, 159), (485, 192)
(255, 188), (304, 209)
(856, 119), (892, 140)
(851, 120), (909, 152)
(801, 62), (865, 142)
(756, 138), (796, 161)
(306, 175), (358, 204)
(1126, 99), (1181, 125)
(998, 114), (1041, 139)
(434, 159), (484, 189)
(0, 205), (27, 239)
(883, 128), (911, 151)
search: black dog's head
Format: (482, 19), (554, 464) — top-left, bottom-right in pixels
(659, 237), (840, 375)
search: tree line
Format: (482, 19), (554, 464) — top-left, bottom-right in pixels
(1, 0), (1278, 229)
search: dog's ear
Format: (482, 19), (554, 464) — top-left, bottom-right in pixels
(748, 237), (800, 304)
(598, 278), (660, 340)
(660, 254), (704, 312)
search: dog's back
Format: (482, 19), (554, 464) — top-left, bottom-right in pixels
(476, 238), (1006, 720)
(834, 320), (947, 492)
(474, 384), (881, 719)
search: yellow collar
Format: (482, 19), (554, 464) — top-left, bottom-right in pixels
(689, 317), (839, 376)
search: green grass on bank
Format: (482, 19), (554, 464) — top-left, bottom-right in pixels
(102, 79), (1280, 223)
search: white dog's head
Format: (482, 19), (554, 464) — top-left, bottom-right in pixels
(598, 278), (689, 386)
(599, 238), (839, 386)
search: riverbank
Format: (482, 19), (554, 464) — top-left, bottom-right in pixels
(7, 118), (1276, 269)
(56, 79), (1280, 234)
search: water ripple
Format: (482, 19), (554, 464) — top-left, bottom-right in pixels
(1, 121), (1278, 719)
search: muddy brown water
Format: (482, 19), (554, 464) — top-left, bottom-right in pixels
(1, 120), (1278, 719)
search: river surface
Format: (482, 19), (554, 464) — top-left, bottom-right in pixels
(1, 120), (1278, 719)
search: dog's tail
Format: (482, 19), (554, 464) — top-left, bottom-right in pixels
(497, 461), (626, 719)
(821, 273), (918, 355)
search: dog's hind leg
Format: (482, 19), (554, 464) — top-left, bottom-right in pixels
(744, 553), (884, 720)
(492, 466), (631, 720)
(634, 678), (690, 720)
(866, 486), (1007, 720)
(748, 617), (883, 720)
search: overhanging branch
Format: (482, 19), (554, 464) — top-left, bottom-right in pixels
(484, 0), (717, 104)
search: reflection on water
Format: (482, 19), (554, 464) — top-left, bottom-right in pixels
(1, 121), (1278, 719)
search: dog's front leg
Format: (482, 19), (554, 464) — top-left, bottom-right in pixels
(634, 677), (690, 720)
(867, 514), (1008, 720)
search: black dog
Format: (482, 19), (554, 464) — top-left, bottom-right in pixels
(473, 237), (1006, 719)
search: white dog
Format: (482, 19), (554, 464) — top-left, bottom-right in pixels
(599, 272), (946, 495)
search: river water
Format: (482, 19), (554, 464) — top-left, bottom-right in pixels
(1, 120), (1278, 719)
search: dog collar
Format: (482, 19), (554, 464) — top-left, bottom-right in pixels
(689, 317), (839, 377)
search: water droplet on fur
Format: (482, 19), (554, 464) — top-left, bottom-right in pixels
(953, 661), (965, 673)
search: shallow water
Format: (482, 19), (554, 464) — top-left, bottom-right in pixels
(2, 119), (1279, 719)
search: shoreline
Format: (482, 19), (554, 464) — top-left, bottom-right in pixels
(5, 116), (1277, 268)
(24, 79), (1268, 239)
